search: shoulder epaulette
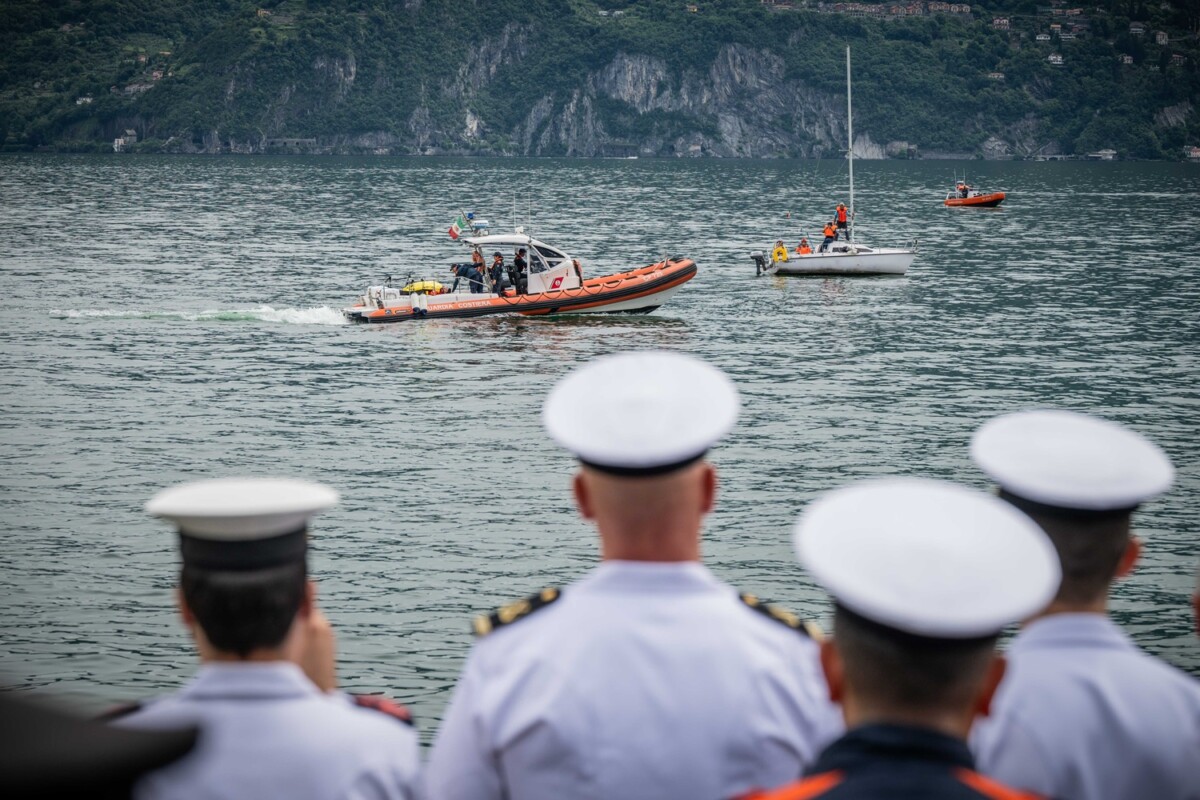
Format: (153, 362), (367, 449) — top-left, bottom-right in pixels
(95, 700), (144, 722)
(740, 593), (825, 641)
(352, 694), (414, 727)
(472, 587), (561, 637)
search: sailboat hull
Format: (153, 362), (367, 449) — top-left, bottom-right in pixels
(771, 246), (915, 276)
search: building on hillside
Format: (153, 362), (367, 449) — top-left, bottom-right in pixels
(1119, 53), (1134, 64)
(151, 70), (163, 81)
(949, 3), (971, 13)
(1129, 22), (1146, 35)
(1048, 53), (1064, 65)
(1060, 32), (1076, 40)
(1170, 53), (1187, 66)
(1155, 30), (1169, 45)
(1050, 22), (1062, 31)
(1184, 146), (1200, 160)
(75, 95), (93, 105)
(992, 17), (1010, 29)
(113, 129), (138, 153)
(256, 8), (271, 17)
(1087, 149), (1117, 160)
(987, 71), (1006, 80)
(686, 3), (699, 11)
(1036, 33), (1051, 42)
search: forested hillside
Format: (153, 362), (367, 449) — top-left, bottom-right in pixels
(2, 0), (1197, 159)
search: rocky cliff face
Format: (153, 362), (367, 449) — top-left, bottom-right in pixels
(160, 33), (1060, 159)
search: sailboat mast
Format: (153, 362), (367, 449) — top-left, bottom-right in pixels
(846, 45), (854, 241)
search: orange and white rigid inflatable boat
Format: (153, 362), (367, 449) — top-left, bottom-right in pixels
(344, 233), (696, 323)
(944, 186), (1006, 207)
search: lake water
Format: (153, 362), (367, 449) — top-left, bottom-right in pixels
(1, 155), (1197, 739)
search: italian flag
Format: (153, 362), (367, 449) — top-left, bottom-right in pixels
(448, 214), (468, 239)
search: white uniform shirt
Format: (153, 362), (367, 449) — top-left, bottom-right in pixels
(116, 662), (421, 800)
(426, 560), (840, 800)
(973, 614), (1200, 800)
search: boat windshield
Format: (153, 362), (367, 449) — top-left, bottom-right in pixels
(531, 244), (566, 274)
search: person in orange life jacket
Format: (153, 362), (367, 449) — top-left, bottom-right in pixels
(796, 238), (812, 255)
(835, 204), (850, 241)
(740, 479), (1059, 800)
(819, 223), (837, 253)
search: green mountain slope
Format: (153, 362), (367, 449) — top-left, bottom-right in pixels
(2, 0), (1197, 158)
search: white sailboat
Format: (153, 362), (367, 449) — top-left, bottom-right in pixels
(762, 46), (917, 276)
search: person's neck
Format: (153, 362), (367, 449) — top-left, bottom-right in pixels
(193, 625), (299, 665)
(844, 702), (973, 741)
(1026, 595), (1109, 623)
(600, 538), (700, 562)
(199, 647), (290, 664)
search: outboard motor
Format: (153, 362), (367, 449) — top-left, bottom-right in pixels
(751, 251), (769, 276)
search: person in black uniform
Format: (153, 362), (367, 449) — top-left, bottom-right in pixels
(741, 478), (1059, 800)
(489, 252), (506, 294)
(511, 248), (529, 295)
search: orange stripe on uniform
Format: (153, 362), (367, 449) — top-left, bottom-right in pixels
(954, 768), (1045, 800)
(738, 770), (845, 800)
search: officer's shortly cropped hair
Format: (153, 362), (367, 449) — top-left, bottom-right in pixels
(1002, 503), (1131, 606)
(832, 604), (999, 712)
(180, 561), (307, 656)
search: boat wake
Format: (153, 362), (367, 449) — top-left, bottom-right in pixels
(50, 305), (349, 326)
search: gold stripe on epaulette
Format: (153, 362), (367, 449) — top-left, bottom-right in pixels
(740, 592), (820, 639)
(472, 587), (562, 637)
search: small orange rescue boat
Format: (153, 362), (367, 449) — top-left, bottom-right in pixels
(945, 182), (1006, 208)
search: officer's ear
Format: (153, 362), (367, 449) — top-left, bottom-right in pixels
(819, 638), (845, 704)
(297, 580), (316, 619)
(700, 463), (717, 515)
(176, 585), (195, 627)
(572, 471), (594, 520)
(1115, 536), (1141, 579)
(974, 654), (1007, 718)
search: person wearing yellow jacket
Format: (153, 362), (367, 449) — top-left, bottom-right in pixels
(772, 240), (789, 263)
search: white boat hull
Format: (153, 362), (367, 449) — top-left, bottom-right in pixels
(770, 245), (915, 276)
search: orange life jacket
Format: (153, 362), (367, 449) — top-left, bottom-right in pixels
(823, 224), (835, 237)
(837, 207), (847, 223)
(797, 243), (812, 254)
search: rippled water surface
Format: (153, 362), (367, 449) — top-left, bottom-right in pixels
(1, 155), (1197, 734)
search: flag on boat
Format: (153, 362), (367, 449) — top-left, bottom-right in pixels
(448, 213), (469, 240)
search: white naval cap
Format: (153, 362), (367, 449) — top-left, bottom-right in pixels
(146, 477), (339, 571)
(793, 478), (1061, 638)
(971, 410), (1174, 513)
(543, 351), (739, 475)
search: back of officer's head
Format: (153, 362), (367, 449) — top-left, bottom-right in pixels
(180, 561), (308, 656)
(833, 604), (998, 714)
(147, 477), (339, 657)
(543, 351), (738, 553)
(794, 478), (1060, 724)
(972, 410), (1173, 609)
(1006, 503), (1131, 606)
